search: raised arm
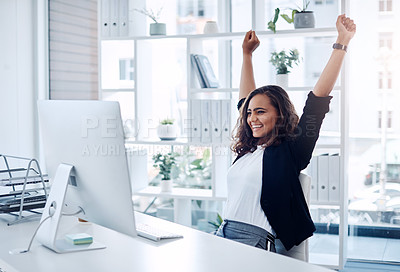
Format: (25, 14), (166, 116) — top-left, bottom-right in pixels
(313, 15), (356, 97)
(239, 30), (260, 100)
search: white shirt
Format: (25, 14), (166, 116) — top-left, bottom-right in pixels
(224, 146), (274, 234)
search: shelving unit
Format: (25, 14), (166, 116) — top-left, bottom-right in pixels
(98, 0), (348, 269)
(101, 27), (337, 41)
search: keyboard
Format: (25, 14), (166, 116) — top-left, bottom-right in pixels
(136, 223), (183, 242)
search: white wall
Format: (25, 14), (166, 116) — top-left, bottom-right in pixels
(0, 0), (46, 159)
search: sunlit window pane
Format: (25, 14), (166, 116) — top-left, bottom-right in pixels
(143, 0), (218, 35)
(136, 39), (187, 140)
(101, 40), (134, 89)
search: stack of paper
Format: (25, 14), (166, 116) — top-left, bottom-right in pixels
(65, 233), (93, 245)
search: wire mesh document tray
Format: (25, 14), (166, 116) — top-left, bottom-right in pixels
(0, 154), (49, 225)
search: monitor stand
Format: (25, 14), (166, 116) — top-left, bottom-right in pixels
(36, 163), (106, 253)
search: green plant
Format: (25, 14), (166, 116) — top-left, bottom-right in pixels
(208, 213), (223, 231)
(267, 8), (280, 33)
(281, 0), (311, 24)
(153, 152), (178, 180)
(160, 118), (175, 125)
(295, 0), (310, 12)
(268, 1), (311, 31)
(269, 49), (301, 74)
(189, 148), (211, 180)
(134, 7), (163, 23)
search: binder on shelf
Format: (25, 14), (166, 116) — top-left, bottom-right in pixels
(190, 99), (202, 142)
(118, 0), (129, 36)
(211, 100), (222, 143)
(307, 156), (318, 203)
(328, 153), (340, 202)
(200, 100), (211, 143)
(101, 0), (111, 37)
(191, 54), (206, 88)
(109, 0), (119, 36)
(193, 54), (219, 88)
(221, 99), (231, 143)
(317, 154), (329, 202)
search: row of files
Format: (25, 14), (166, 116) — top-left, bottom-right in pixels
(189, 99), (231, 144)
(306, 154), (340, 203)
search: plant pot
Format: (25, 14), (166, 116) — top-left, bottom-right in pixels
(157, 124), (177, 140)
(294, 11), (315, 29)
(160, 179), (173, 192)
(150, 23), (166, 35)
(276, 74), (288, 88)
(203, 21), (219, 34)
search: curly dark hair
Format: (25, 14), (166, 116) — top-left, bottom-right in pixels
(232, 85), (299, 158)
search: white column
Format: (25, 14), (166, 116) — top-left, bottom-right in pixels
(0, 0), (37, 158)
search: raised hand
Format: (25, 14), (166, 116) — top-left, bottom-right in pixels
(242, 30), (260, 55)
(336, 14), (356, 45)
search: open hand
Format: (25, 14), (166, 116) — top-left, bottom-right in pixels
(242, 30), (260, 55)
(336, 14), (356, 45)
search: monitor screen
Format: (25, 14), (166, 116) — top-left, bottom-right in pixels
(37, 100), (137, 241)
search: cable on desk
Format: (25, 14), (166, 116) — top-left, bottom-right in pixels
(13, 205), (84, 254)
(18, 214), (52, 254)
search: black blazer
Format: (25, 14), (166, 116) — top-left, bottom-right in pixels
(237, 91), (332, 251)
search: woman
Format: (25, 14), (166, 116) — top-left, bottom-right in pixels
(215, 15), (356, 254)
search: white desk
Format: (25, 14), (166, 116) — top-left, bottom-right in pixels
(0, 212), (333, 272)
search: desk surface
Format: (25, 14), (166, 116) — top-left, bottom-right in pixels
(0, 212), (333, 272)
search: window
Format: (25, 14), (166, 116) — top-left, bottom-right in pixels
(379, 32), (393, 49)
(101, 40), (134, 89)
(379, 0), (393, 12)
(378, 71), (392, 89)
(315, 0), (335, 4)
(119, 59), (134, 81)
(378, 111), (381, 128)
(176, 0), (218, 34)
(378, 110), (393, 129)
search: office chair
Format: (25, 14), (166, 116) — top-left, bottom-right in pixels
(275, 173), (311, 262)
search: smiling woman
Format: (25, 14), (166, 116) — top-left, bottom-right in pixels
(216, 15), (356, 258)
(237, 85), (300, 150)
(246, 94), (278, 138)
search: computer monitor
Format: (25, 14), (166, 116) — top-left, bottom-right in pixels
(36, 100), (137, 253)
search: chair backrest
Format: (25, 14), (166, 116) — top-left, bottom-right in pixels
(275, 173), (311, 262)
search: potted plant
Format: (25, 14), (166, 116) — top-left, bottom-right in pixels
(269, 49), (301, 88)
(267, 1), (315, 32)
(153, 152), (177, 192)
(134, 7), (166, 35)
(157, 118), (178, 140)
(281, 0), (315, 29)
